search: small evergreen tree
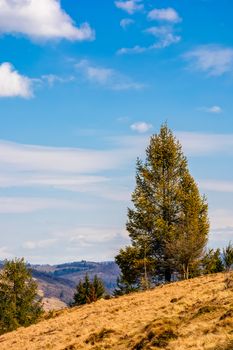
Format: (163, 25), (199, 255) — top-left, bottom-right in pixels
(223, 242), (233, 271)
(202, 248), (224, 275)
(73, 274), (105, 306)
(114, 276), (138, 296)
(0, 258), (43, 335)
(93, 275), (105, 300)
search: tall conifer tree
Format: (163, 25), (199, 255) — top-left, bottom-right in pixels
(115, 124), (209, 287)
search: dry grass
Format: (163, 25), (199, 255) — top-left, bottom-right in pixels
(0, 272), (232, 350)
(42, 297), (67, 312)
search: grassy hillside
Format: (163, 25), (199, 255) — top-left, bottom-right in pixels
(0, 272), (232, 350)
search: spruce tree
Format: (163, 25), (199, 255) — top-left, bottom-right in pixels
(115, 124), (209, 286)
(0, 258), (43, 334)
(223, 242), (233, 271)
(201, 248), (224, 275)
(93, 275), (105, 300)
(73, 274), (105, 306)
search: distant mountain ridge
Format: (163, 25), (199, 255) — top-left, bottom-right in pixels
(0, 260), (120, 306)
(30, 261), (120, 305)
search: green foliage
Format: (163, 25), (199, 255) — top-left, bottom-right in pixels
(72, 274), (105, 306)
(165, 172), (209, 279)
(0, 258), (43, 335)
(202, 248), (224, 274)
(115, 244), (156, 294)
(116, 124), (209, 289)
(93, 275), (105, 299)
(223, 242), (233, 271)
(113, 275), (139, 296)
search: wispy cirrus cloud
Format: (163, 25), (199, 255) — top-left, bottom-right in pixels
(198, 105), (223, 114)
(199, 179), (233, 193)
(0, 62), (32, 98)
(117, 25), (181, 55)
(41, 74), (75, 87)
(148, 8), (182, 23)
(177, 131), (233, 156)
(0, 138), (142, 202)
(0, 197), (73, 214)
(1, 131), (233, 204)
(75, 59), (145, 90)
(0, 0), (95, 41)
(115, 0), (144, 14)
(184, 45), (233, 76)
(23, 238), (58, 250)
(117, 45), (146, 55)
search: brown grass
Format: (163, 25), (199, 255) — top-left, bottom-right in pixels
(0, 272), (232, 350)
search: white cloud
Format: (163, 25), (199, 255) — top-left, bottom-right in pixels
(199, 179), (233, 193)
(184, 45), (233, 76)
(146, 26), (181, 48)
(53, 226), (130, 260)
(23, 238), (57, 250)
(18, 226), (130, 263)
(209, 226), (233, 249)
(0, 246), (14, 259)
(148, 8), (181, 23)
(120, 18), (135, 29)
(75, 60), (144, 90)
(0, 62), (32, 98)
(115, 0), (143, 14)
(130, 122), (153, 133)
(76, 60), (113, 84)
(209, 209), (233, 231)
(0, 197), (72, 213)
(0, 0), (95, 41)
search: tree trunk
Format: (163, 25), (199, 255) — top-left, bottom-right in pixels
(165, 267), (171, 282)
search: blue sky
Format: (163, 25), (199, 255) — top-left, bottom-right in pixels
(0, 0), (233, 264)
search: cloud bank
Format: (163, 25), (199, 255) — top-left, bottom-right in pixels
(0, 0), (95, 41)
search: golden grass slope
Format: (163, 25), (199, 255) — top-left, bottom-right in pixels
(0, 272), (232, 350)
